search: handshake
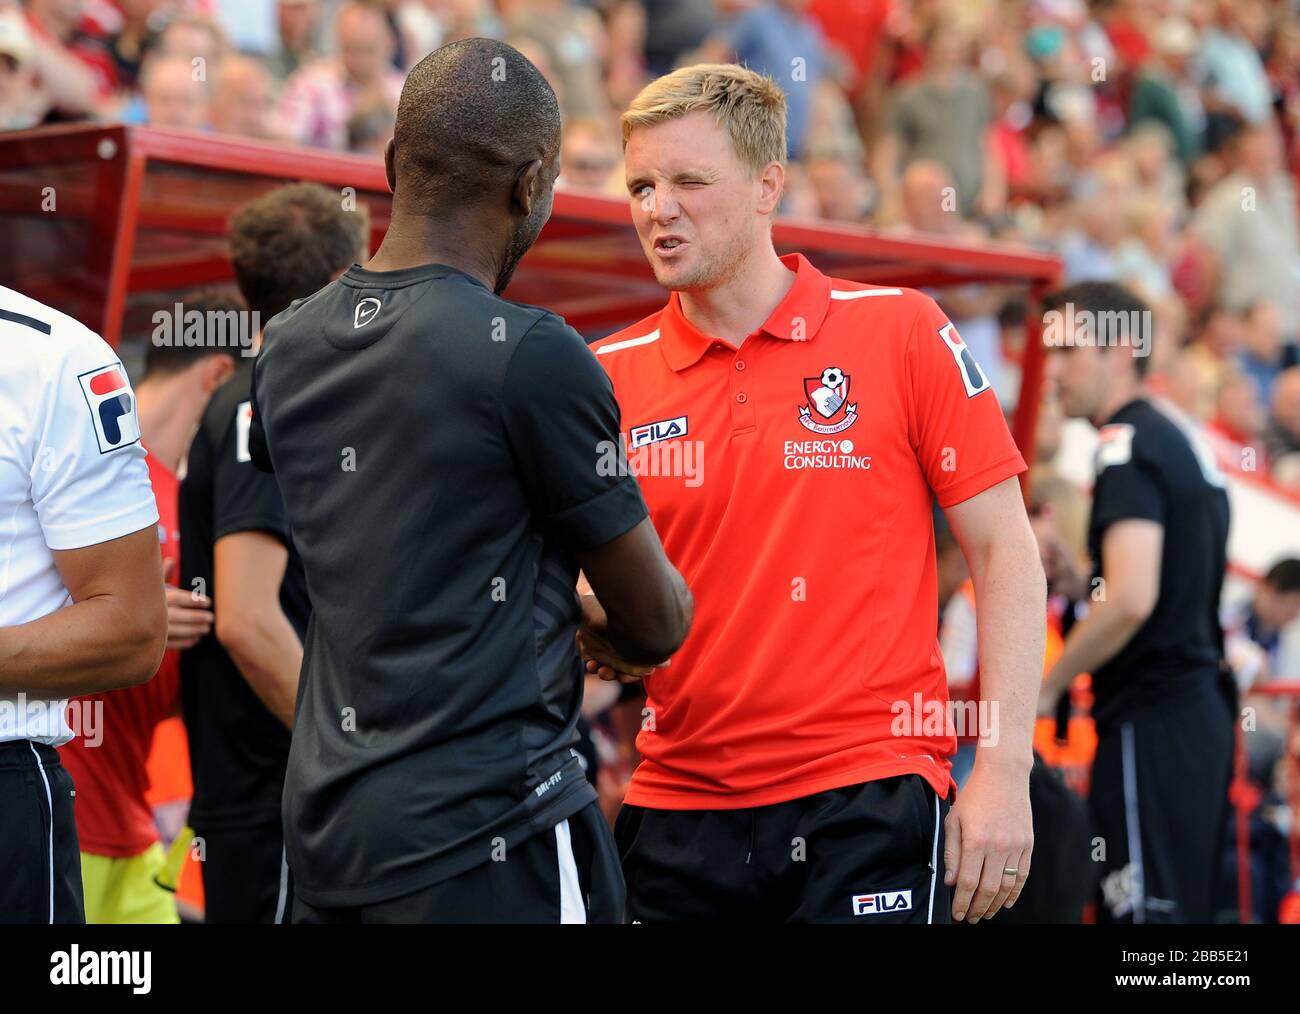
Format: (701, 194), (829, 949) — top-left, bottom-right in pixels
(576, 593), (673, 685)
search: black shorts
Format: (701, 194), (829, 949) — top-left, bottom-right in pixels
(1089, 677), (1235, 923)
(291, 801), (623, 924)
(0, 741), (83, 924)
(194, 821), (289, 924)
(616, 773), (950, 923)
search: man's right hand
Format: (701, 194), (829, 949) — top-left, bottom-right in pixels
(164, 583), (213, 651)
(577, 594), (667, 683)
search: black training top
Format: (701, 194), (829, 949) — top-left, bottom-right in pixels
(250, 262), (648, 907)
(1086, 397), (1230, 730)
(178, 365), (306, 830)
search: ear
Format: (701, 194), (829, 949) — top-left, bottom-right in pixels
(201, 355), (237, 394)
(384, 137), (397, 194)
(512, 159), (543, 217)
(756, 161), (785, 217)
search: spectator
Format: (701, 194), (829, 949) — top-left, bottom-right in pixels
(1205, 366), (1269, 471)
(556, 115), (621, 193)
(805, 150), (871, 222)
(1225, 558), (1300, 682)
(874, 20), (1002, 224)
(1239, 299), (1300, 406)
(703, 0), (829, 159)
(1113, 194), (1176, 304)
(503, 0), (608, 120)
(1130, 18), (1203, 166)
(1194, 121), (1300, 341)
(269, 0), (321, 82)
(1059, 184), (1125, 284)
(1124, 122), (1188, 226)
(604, 0), (647, 110)
(640, 0), (715, 77)
(1197, 0), (1274, 127)
(0, 7), (37, 129)
(22, 0), (109, 117)
(775, 159), (821, 218)
(1263, 366), (1300, 477)
(139, 53), (208, 131)
(1182, 304), (1246, 415)
(896, 160), (1006, 397)
(279, 1), (403, 150)
(152, 13), (228, 76)
(210, 54), (279, 140)
(346, 98), (393, 155)
(102, 0), (169, 93)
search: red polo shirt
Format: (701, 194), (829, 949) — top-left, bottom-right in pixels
(591, 253), (1025, 809)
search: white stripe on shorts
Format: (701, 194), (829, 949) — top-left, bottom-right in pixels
(555, 819), (585, 924)
(927, 793), (940, 924)
(28, 742), (55, 924)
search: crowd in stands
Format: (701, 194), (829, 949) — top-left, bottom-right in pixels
(2, 0), (1297, 492)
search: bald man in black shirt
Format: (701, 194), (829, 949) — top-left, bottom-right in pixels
(250, 38), (691, 923)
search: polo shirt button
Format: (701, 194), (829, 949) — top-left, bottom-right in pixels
(736, 392), (747, 404)
(735, 360), (745, 371)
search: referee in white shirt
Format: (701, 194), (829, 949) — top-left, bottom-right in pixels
(0, 286), (167, 924)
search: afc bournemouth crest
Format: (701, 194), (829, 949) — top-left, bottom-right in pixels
(798, 366), (858, 434)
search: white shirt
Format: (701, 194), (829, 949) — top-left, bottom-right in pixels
(0, 286), (158, 745)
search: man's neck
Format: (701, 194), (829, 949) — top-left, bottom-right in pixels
(136, 377), (208, 474)
(366, 207), (502, 291)
(1092, 381), (1144, 428)
(678, 245), (796, 346)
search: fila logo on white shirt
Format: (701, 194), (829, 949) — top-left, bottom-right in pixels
(77, 363), (141, 454)
(937, 322), (991, 399)
(853, 889), (913, 916)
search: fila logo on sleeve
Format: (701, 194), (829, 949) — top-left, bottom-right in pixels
(77, 364), (141, 453)
(852, 889), (913, 916)
(937, 322), (991, 398)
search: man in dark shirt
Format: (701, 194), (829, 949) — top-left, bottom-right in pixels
(1040, 281), (1234, 924)
(179, 183), (368, 923)
(249, 38), (692, 923)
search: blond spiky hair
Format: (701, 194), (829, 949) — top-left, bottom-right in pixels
(620, 63), (788, 175)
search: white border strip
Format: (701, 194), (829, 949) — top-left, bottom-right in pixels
(830, 288), (903, 300)
(596, 329), (660, 355)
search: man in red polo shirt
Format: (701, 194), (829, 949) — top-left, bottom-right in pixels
(584, 64), (1046, 923)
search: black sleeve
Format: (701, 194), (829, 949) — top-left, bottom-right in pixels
(1091, 449), (1165, 536)
(500, 312), (649, 552)
(212, 397), (291, 546)
(248, 355), (274, 475)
